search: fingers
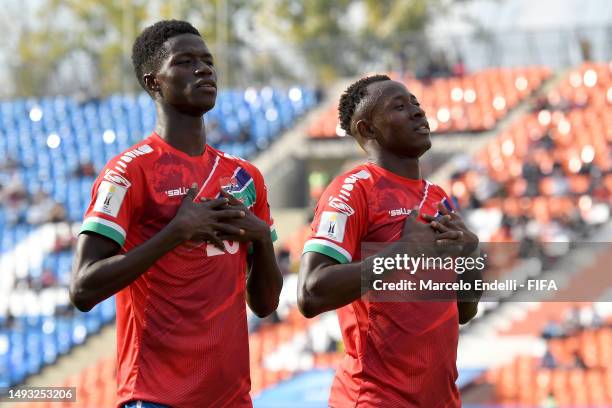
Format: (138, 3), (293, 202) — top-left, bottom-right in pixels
(212, 223), (245, 236)
(205, 233), (225, 250)
(437, 201), (451, 216)
(203, 197), (230, 208)
(448, 211), (463, 224)
(403, 207), (419, 223)
(421, 213), (436, 222)
(436, 241), (463, 249)
(436, 214), (453, 226)
(216, 234), (246, 242)
(437, 230), (463, 240)
(430, 220), (451, 233)
(438, 201), (466, 226)
(213, 209), (246, 220)
(435, 231), (463, 251)
(219, 189), (242, 205)
(184, 182), (198, 201)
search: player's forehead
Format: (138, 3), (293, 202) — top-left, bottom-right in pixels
(367, 80), (416, 107)
(163, 33), (210, 58)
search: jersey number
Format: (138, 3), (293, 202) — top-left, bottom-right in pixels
(206, 240), (239, 257)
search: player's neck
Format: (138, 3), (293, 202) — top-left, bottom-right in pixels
(369, 151), (421, 180)
(155, 103), (206, 156)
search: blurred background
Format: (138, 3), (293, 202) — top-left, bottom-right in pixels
(0, 0), (611, 407)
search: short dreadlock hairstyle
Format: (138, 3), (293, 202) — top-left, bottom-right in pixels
(132, 20), (201, 91)
(338, 74), (391, 136)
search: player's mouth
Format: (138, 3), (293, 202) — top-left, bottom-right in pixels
(414, 122), (430, 135)
(195, 80), (217, 91)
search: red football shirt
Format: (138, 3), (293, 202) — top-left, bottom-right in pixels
(80, 132), (276, 408)
(303, 162), (460, 408)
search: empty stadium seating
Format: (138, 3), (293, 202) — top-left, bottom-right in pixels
(450, 63), (611, 243)
(487, 325), (612, 407)
(0, 301), (115, 389)
(308, 66), (551, 138)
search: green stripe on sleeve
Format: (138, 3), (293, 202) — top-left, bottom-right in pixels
(80, 221), (125, 247)
(303, 242), (350, 264)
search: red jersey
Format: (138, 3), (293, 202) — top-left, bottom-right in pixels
(80, 132), (276, 408)
(303, 162), (460, 408)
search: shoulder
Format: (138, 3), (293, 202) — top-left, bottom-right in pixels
(100, 138), (157, 184)
(326, 164), (373, 194)
(427, 181), (450, 199)
(426, 181), (456, 210)
(318, 164), (372, 216)
(213, 146), (265, 181)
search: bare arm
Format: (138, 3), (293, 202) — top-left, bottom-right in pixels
(456, 251), (483, 324)
(246, 235), (283, 317)
(297, 210), (462, 318)
(70, 185), (244, 312)
(217, 190), (282, 318)
(70, 224), (186, 312)
(297, 251), (374, 318)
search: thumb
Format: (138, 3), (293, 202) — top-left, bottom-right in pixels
(184, 182), (198, 201)
(402, 207), (420, 230)
(406, 207), (419, 222)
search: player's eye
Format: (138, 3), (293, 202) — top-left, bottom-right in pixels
(176, 59), (191, 65)
(395, 104), (404, 111)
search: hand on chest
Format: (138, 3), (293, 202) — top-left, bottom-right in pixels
(368, 186), (445, 241)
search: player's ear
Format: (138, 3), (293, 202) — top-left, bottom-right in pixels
(356, 119), (377, 141)
(143, 72), (160, 96)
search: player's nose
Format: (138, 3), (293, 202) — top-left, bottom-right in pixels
(411, 106), (425, 120)
(194, 60), (214, 76)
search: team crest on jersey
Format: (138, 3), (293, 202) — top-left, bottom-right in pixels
(221, 175), (240, 193)
(317, 211), (347, 243)
(220, 168), (256, 208)
(93, 181), (127, 217)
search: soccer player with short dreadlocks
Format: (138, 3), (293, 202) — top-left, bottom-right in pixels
(298, 75), (481, 407)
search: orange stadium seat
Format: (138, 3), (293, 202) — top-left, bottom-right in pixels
(308, 67), (552, 138)
(489, 326), (612, 406)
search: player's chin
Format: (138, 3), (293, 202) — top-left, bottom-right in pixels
(407, 135), (431, 157)
(190, 95), (216, 113)
(412, 138), (431, 158)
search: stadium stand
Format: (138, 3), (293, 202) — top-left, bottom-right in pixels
(308, 66), (551, 138)
(450, 62), (611, 245)
(486, 312), (612, 407)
